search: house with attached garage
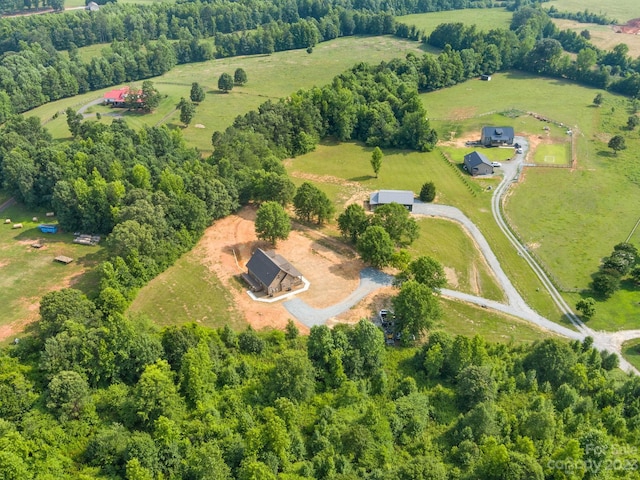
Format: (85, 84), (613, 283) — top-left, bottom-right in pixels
(243, 248), (303, 296)
(369, 190), (415, 212)
(481, 126), (515, 147)
(464, 151), (494, 176)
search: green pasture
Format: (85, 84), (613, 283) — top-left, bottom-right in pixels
(426, 72), (640, 329)
(128, 247), (245, 330)
(0, 203), (104, 330)
(547, 0), (639, 22)
(287, 139), (565, 324)
(565, 287), (640, 331)
(437, 298), (558, 344)
(531, 142), (571, 165)
(31, 36), (425, 153)
(410, 218), (505, 302)
(396, 7), (513, 36)
(622, 339), (640, 372)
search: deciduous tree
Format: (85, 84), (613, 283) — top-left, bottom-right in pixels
(608, 134), (626, 155)
(392, 280), (441, 340)
(255, 201), (290, 245)
(177, 98), (195, 127)
(234, 68), (247, 85)
(370, 146), (383, 178)
(189, 82), (205, 103)
(337, 203), (369, 243)
(357, 225), (395, 268)
(218, 73), (234, 93)
(576, 297), (596, 320)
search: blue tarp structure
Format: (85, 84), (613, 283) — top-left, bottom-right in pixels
(38, 224), (58, 233)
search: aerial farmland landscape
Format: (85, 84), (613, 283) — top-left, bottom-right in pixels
(1, 0), (640, 477)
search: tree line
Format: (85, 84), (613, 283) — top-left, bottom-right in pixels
(426, 7), (640, 96)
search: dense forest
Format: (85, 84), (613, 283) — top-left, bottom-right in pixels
(2, 0), (640, 477)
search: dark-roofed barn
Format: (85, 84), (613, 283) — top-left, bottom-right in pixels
(369, 190), (414, 212)
(464, 151), (494, 176)
(481, 126), (515, 147)
(243, 248), (303, 296)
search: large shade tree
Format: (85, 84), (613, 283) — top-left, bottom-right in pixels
(255, 201), (291, 245)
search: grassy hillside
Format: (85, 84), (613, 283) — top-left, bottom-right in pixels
(396, 8), (513, 35)
(30, 36), (426, 153)
(0, 203), (105, 336)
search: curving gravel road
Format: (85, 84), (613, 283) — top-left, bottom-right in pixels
(283, 134), (640, 373)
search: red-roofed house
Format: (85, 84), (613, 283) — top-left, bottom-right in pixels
(104, 87), (142, 108)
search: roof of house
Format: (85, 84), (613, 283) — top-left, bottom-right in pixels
(464, 151), (492, 168)
(246, 249), (302, 286)
(104, 87), (130, 102)
(482, 126), (515, 141)
(369, 190), (415, 205)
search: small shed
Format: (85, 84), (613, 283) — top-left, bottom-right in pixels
(464, 151), (494, 176)
(480, 74), (492, 81)
(54, 256), (73, 264)
(38, 224), (58, 234)
(369, 190), (415, 211)
(243, 248), (303, 296)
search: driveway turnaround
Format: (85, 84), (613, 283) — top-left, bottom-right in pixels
(284, 267), (393, 327)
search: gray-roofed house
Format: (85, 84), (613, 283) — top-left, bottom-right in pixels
(243, 248), (303, 296)
(481, 126), (515, 147)
(369, 190), (414, 212)
(464, 151), (494, 176)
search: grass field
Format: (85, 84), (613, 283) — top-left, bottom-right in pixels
(396, 8), (513, 35)
(423, 71), (640, 329)
(552, 19), (640, 59)
(622, 338), (640, 371)
(30, 36), (426, 153)
(128, 247), (245, 330)
(532, 142), (571, 165)
(547, 0), (639, 23)
(437, 298), (558, 344)
(287, 139), (565, 324)
(0, 203), (104, 331)
(410, 218), (505, 302)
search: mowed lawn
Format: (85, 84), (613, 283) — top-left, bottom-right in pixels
(0, 203), (104, 331)
(396, 8), (513, 35)
(531, 142), (571, 165)
(410, 218), (505, 302)
(425, 71), (640, 329)
(437, 298), (558, 344)
(30, 36), (425, 152)
(128, 247), (245, 330)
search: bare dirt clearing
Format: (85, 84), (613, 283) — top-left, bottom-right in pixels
(197, 206), (365, 332)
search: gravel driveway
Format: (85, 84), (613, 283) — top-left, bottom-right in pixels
(284, 267), (393, 327)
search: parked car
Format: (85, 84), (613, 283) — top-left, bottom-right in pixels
(491, 161), (502, 167)
(516, 148), (523, 154)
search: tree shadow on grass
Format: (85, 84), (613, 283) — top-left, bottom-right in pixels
(597, 149), (617, 158)
(348, 175), (374, 182)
